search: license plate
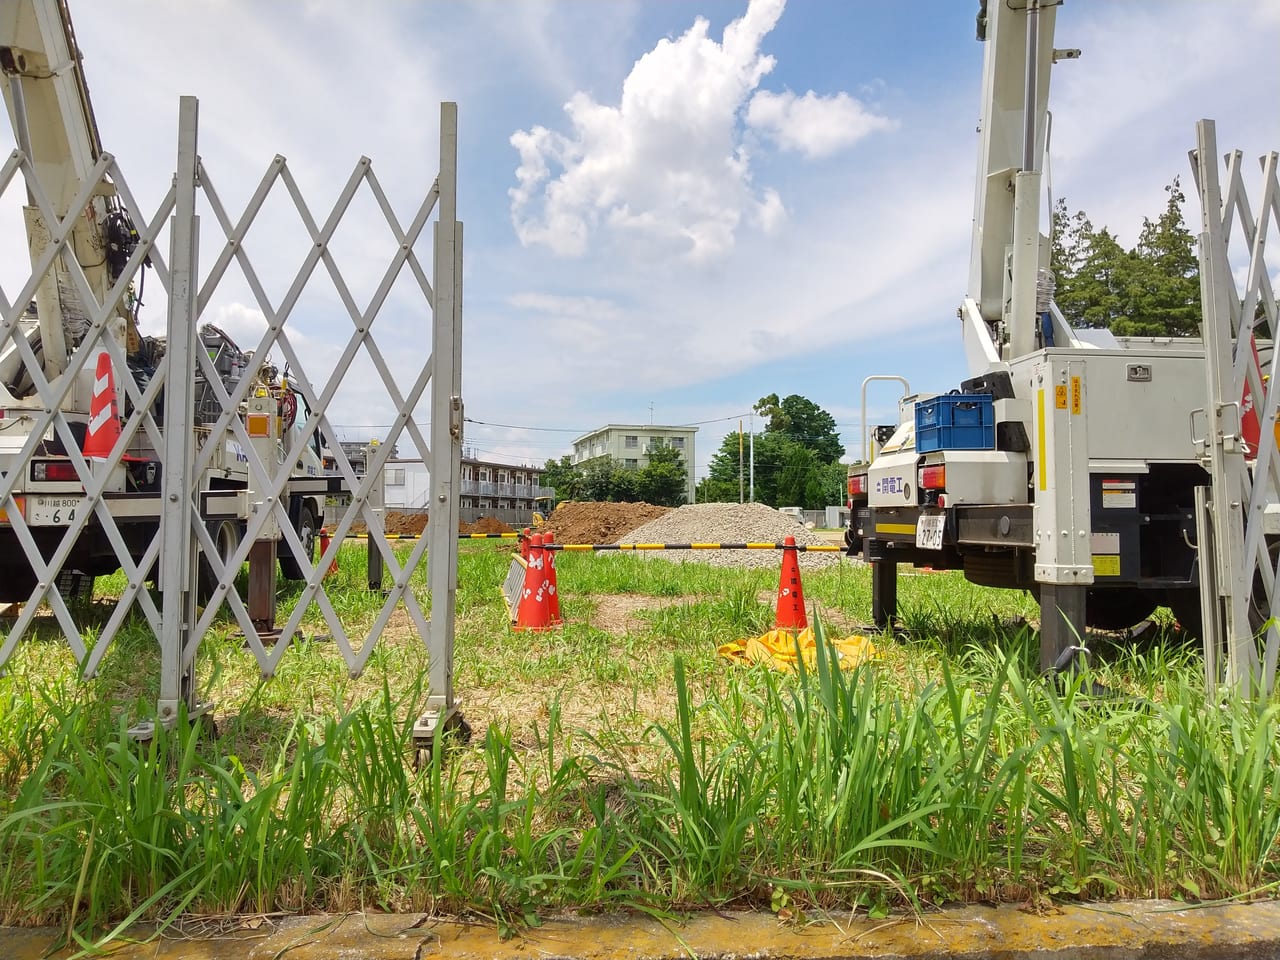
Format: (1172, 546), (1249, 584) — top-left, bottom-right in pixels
(916, 513), (945, 550)
(28, 496), (85, 526)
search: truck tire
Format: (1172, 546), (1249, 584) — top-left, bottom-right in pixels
(279, 500), (318, 582)
(197, 519), (242, 603)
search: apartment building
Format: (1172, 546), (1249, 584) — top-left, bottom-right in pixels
(381, 454), (553, 526)
(571, 424), (697, 503)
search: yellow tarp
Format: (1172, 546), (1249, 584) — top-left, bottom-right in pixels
(717, 628), (877, 672)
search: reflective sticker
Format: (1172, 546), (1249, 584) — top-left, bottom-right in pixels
(1092, 555), (1121, 577)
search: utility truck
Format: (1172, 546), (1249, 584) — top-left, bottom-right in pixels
(845, 0), (1264, 669)
(0, 0), (325, 602)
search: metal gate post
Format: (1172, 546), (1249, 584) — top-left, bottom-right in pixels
(416, 103), (463, 744)
(1195, 120), (1261, 692)
(153, 96), (201, 729)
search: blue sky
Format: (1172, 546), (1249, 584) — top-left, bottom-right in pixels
(4, 0), (1278, 482)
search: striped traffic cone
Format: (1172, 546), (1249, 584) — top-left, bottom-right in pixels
(542, 531), (563, 626)
(775, 535), (808, 631)
(514, 533), (553, 632)
(82, 351), (122, 462)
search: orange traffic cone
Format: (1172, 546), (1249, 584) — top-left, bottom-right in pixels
(775, 535), (808, 631)
(83, 351), (122, 461)
(514, 533), (553, 632)
(520, 527), (532, 561)
(543, 531), (563, 626)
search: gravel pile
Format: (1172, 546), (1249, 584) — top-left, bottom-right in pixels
(618, 502), (848, 569)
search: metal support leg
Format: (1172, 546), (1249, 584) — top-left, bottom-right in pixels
(871, 557), (897, 632)
(248, 539), (277, 632)
(367, 442), (385, 591)
(1040, 583), (1086, 673)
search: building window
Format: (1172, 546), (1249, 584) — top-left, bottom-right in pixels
(624, 458), (638, 469)
(386, 468), (405, 485)
(479, 470), (489, 481)
(671, 437), (685, 450)
(625, 435), (638, 448)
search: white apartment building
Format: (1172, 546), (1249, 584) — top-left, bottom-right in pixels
(381, 455), (553, 526)
(571, 424), (697, 503)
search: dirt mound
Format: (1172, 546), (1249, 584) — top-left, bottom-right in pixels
(543, 501), (672, 546)
(383, 511), (428, 536)
(461, 516), (515, 535)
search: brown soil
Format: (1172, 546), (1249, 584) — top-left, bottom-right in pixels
(343, 513), (514, 537)
(383, 511), (427, 536)
(541, 501), (672, 547)
(460, 516), (515, 535)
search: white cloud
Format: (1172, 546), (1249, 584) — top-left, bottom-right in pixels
(509, 0), (889, 263)
(746, 89), (896, 158)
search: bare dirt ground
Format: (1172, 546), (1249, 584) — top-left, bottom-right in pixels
(344, 513), (515, 536)
(541, 501), (672, 546)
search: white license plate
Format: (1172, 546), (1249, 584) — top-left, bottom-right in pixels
(29, 496), (85, 526)
(915, 513), (945, 550)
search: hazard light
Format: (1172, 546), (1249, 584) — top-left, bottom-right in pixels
(31, 460), (80, 482)
(919, 464), (946, 490)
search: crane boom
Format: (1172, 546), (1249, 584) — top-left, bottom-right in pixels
(962, 0), (1078, 376)
(0, 0), (128, 397)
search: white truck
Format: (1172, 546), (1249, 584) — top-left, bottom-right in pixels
(845, 0), (1260, 669)
(0, 0), (325, 603)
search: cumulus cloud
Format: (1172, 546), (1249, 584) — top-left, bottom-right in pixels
(746, 89), (896, 157)
(508, 0), (891, 263)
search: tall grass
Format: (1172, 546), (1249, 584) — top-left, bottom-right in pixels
(3, 549), (1279, 947)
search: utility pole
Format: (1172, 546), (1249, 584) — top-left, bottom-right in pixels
(749, 412), (755, 502)
(738, 420), (744, 504)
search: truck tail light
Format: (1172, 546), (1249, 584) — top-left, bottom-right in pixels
(32, 459), (80, 482)
(919, 465), (946, 490)
(848, 474), (868, 496)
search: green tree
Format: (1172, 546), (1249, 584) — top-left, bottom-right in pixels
(753, 393), (844, 464)
(581, 457), (617, 502)
(541, 454), (583, 501)
(637, 443), (688, 506)
(697, 429), (838, 509)
(1118, 178), (1200, 337)
(1051, 178), (1201, 336)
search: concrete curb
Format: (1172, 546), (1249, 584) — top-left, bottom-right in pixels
(4, 900), (1280, 959)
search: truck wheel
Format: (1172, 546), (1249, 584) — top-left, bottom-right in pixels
(279, 500), (318, 581)
(1085, 588), (1158, 632)
(197, 519), (242, 603)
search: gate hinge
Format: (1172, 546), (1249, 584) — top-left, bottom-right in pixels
(450, 396), (463, 441)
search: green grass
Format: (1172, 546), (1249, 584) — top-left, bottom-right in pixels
(2, 543), (1278, 950)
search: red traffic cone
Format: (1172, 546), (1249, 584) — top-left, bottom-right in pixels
(542, 531), (563, 626)
(520, 527), (532, 561)
(514, 533), (553, 632)
(775, 535), (808, 631)
(83, 351), (122, 461)
(318, 530), (339, 577)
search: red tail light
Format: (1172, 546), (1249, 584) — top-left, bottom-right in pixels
(848, 474), (868, 496)
(919, 465), (946, 490)
(31, 460), (81, 482)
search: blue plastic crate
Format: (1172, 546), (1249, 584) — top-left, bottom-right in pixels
(915, 394), (995, 453)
